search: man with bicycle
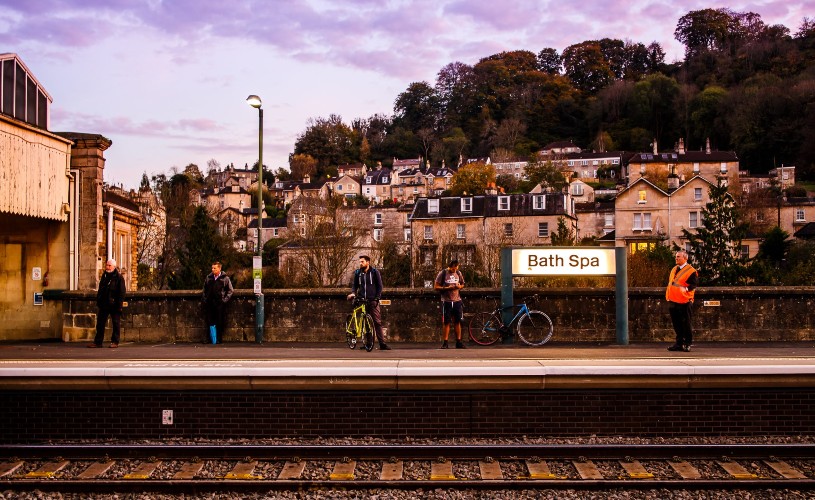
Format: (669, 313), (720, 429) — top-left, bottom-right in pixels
(347, 255), (391, 350)
(435, 259), (466, 349)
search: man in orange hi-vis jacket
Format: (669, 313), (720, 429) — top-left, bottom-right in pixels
(665, 250), (698, 352)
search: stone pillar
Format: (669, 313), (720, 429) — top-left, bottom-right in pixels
(56, 133), (112, 290)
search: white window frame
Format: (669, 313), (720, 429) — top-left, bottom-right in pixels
(533, 195), (545, 210)
(428, 199), (439, 214)
(424, 225), (433, 240)
(796, 209), (806, 222)
(572, 184), (584, 196)
(498, 196), (510, 211)
(461, 198), (472, 213)
(604, 213), (614, 227)
(694, 188), (702, 201)
(374, 213), (382, 225)
(633, 212), (651, 230)
(689, 211), (699, 228)
(373, 228), (383, 241)
(404, 228), (411, 241)
(538, 222), (549, 238)
(456, 224), (466, 239)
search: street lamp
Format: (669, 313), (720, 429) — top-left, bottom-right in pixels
(246, 94), (264, 343)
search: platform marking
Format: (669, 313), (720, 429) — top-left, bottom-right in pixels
(669, 460), (701, 479)
(430, 460), (456, 480)
(330, 460), (356, 480)
(573, 460), (604, 480)
(620, 460), (654, 479)
(278, 461), (305, 479)
(526, 460), (558, 479)
(224, 461), (260, 480)
(717, 461), (758, 479)
(77, 461), (114, 479)
(26, 460), (68, 478)
(173, 461), (204, 479)
(0, 461), (23, 477)
(380, 460), (403, 480)
(123, 460), (161, 479)
(764, 460), (807, 479)
(478, 460), (503, 480)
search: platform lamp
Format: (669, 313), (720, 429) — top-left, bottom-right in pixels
(246, 94), (264, 343)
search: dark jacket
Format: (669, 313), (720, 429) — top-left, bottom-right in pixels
(203, 272), (234, 306)
(96, 269), (126, 311)
(351, 267), (383, 301)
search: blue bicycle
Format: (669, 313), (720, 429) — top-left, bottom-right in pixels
(468, 294), (553, 346)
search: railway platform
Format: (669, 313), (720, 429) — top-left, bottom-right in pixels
(2, 340), (815, 443)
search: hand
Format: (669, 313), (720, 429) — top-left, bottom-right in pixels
(347, 293), (355, 301)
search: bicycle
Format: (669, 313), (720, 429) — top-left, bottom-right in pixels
(468, 294), (553, 346)
(345, 297), (375, 352)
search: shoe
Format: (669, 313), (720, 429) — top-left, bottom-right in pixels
(87, 343), (101, 348)
(667, 344), (683, 351)
(441, 340), (449, 349)
(682, 345), (691, 352)
(379, 343), (391, 351)
(109, 343), (118, 348)
(455, 340), (466, 349)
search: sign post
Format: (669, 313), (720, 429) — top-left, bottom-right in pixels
(253, 255), (263, 344)
(501, 246), (628, 345)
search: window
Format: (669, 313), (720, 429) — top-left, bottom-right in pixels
(741, 245), (749, 259)
(637, 190), (647, 203)
(337, 184), (343, 191)
(633, 212), (651, 230)
(796, 209), (806, 222)
(373, 228), (383, 241)
(756, 212), (765, 222)
(428, 199), (439, 214)
(422, 248), (435, 265)
(629, 241), (657, 253)
(504, 223), (513, 237)
(413, 187), (418, 194)
(404, 228), (411, 241)
(538, 222), (549, 237)
(424, 225), (433, 240)
(581, 160), (589, 166)
(533, 195), (546, 210)
(461, 198), (472, 212)
(571, 183), (583, 196)
(374, 213), (382, 225)
(612, 158), (619, 164)
(383, 176), (389, 183)
(366, 176), (372, 183)
(567, 160), (574, 166)
(689, 211), (699, 228)
(498, 196), (510, 211)
(365, 187), (372, 195)
(694, 188), (702, 201)
(604, 213), (614, 227)
(592, 160), (598, 165)
(693, 163), (700, 173)
(273, 228), (279, 237)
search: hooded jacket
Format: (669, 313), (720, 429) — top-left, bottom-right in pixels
(351, 266), (382, 301)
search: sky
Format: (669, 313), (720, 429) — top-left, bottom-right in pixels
(1, 0), (812, 189)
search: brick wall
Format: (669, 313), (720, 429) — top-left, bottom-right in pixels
(56, 287), (815, 344)
(3, 389), (814, 443)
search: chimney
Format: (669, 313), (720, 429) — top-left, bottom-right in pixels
(705, 138), (711, 154)
(678, 138), (685, 154)
(652, 139), (658, 154)
(667, 165), (679, 193)
(485, 182), (498, 195)
(303, 174), (310, 184)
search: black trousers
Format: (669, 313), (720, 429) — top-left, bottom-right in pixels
(94, 308), (121, 345)
(668, 301), (693, 347)
(205, 302), (227, 343)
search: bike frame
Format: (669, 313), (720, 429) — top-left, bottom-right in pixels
(495, 302), (531, 329)
(350, 301), (367, 337)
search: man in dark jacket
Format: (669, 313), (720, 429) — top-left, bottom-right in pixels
(89, 259), (127, 348)
(347, 255), (390, 350)
(202, 261), (234, 344)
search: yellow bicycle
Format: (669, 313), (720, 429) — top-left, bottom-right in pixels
(345, 297), (375, 352)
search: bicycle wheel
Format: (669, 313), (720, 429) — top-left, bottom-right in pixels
(516, 310), (553, 346)
(468, 312), (503, 346)
(362, 314), (375, 352)
(345, 314), (357, 349)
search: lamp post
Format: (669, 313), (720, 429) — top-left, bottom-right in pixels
(246, 94), (264, 343)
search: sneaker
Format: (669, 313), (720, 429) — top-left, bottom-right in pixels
(682, 345), (691, 352)
(379, 343), (391, 351)
(455, 340), (466, 349)
(667, 344), (683, 351)
(109, 343), (118, 348)
(87, 343), (101, 348)
(441, 340), (449, 349)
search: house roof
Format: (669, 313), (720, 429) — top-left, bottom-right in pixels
(794, 222), (815, 239)
(627, 151), (738, 163)
(362, 168), (392, 185)
(564, 151), (624, 160)
(410, 193), (571, 220)
(575, 200), (615, 213)
(103, 190), (140, 213)
(248, 217), (287, 229)
(597, 230), (615, 241)
(541, 140), (579, 151)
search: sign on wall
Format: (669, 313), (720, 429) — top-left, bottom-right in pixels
(511, 248), (616, 276)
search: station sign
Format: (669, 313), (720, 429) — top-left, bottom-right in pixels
(511, 248), (616, 276)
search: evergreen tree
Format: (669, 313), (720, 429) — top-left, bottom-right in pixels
(678, 182), (750, 285)
(550, 216), (576, 246)
(170, 206), (230, 289)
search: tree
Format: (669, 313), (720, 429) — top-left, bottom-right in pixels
(524, 158), (568, 192)
(170, 206), (231, 290)
(449, 162), (496, 195)
(748, 226), (792, 284)
(289, 153), (318, 180)
(562, 42), (615, 94)
(537, 48), (561, 74)
(393, 81), (439, 132)
(675, 8), (733, 57)
(292, 114), (357, 173)
(550, 216), (576, 246)
(679, 182), (750, 285)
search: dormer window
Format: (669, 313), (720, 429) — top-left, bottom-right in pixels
(533, 195), (545, 210)
(461, 198), (472, 212)
(366, 176), (372, 183)
(428, 199), (439, 214)
(498, 196), (510, 211)
(382, 176), (389, 183)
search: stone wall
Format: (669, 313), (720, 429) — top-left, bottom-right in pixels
(56, 287), (815, 344)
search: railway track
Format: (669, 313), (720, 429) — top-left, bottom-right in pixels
(1, 444), (814, 493)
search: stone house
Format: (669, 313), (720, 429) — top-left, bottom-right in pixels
(334, 173), (361, 200)
(575, 200), (615, 240)
(409, 193), (576, 286)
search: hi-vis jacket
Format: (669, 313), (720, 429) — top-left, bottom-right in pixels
(665, 264), (698, 304)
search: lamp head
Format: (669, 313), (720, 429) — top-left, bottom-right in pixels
(246, 95), (262, 108)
